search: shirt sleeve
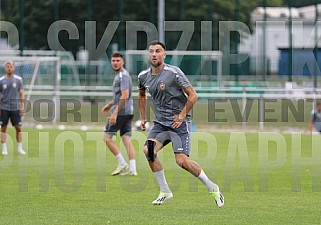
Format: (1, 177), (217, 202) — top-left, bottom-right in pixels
(138, 75), (145, 90)
(120, 76), (130, 91)
(175, 67), (191, 89)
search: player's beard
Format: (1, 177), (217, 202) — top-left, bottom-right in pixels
(6, 71), (13, 76)
(113, 66), (121, 73)
(150, 61), (161, 68)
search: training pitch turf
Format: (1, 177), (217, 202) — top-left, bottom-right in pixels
(0, 129), (320, 225)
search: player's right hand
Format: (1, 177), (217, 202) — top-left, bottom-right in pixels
(140, 119), (147, 131)
(101, 104), (111, 114)
(101, 108), (107, 114)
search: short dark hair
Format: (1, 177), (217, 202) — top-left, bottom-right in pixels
(149, 40), (166, 50)
(111, 52), (123, 58)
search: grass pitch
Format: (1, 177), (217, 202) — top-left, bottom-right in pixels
(0, 129), (320, 225)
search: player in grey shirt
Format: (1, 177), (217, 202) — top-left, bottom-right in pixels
(309, 101), (321, 133)
(0, 61), (26, 155)
(101, 53), (136, 176)
(138, 41), (224, 207)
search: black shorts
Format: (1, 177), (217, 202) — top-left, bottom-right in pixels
(0, 110), (22, 126)
(104, 115), (134, 136)
(147, 121), (191, 156)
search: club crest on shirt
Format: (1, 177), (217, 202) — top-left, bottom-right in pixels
(12, 82), (16, 88)
(2, 84), (7, 89)
(159, 81), (166, 90)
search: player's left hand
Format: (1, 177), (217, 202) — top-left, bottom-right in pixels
(19, 109), (25, 116)
(109, 113), (117, 125)
(172, 114), (184, 128)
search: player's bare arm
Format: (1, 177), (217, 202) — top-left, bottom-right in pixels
(109, 89), (129, 125)
(138, 89), (147, 131)
(101, 100), (114, 114)
(19, 89), (25, 116)
(172, 86), (198, 129)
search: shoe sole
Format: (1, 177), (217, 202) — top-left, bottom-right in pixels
(111, 165), (129, 176)
(215, 194), (224, 208)
(152, 194), (173, 205)
(120, 172), (137, 176)
(210, 191), (224, 208)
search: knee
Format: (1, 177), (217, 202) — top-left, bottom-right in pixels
(175, 155), (188, 168)
(104, 137), (113, 146)
(143, 146), (148, 155)
(143, 141), (158, 162)
(1, 126), (7, 132)
(15, 126), (22, 132)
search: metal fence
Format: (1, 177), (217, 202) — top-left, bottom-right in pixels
(23, 84), (320, 129)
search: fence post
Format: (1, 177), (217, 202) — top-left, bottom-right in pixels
(54, 58), (61, 124)
(242, 87), (247, 128)
(259, 95), (264, 130)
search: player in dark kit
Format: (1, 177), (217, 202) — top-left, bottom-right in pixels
(101, 53), (137, 176)
(309, 101), (321, 133)
(0, 61), (26, 156)
(138, 41), (224, 206)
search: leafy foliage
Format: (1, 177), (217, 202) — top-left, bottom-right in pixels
(1, 0), (286, 56)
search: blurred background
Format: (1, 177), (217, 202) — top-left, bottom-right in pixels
(0, 0), (321, 130)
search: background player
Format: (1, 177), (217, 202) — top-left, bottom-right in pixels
(309, 101), (321, 133)
(101, 53), (137, 176)
(138, 41), (224, 207)
(0, 61), (26, 156)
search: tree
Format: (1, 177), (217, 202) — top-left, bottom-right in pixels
(284, 0), (321, 7)
(2, 0), (283, 56)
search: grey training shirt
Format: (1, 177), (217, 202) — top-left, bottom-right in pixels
(138, 64), (192, 127)
(112, 69), (134, 115)
(0, 75), (23, 111)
